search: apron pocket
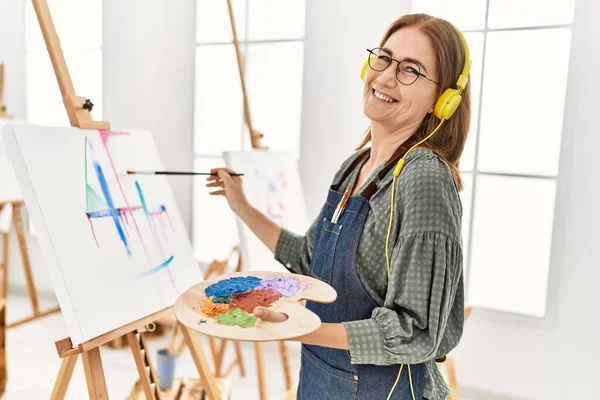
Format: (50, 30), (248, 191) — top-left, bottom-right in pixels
(309, 217), (342, 285)
(299, 346), (358, 400)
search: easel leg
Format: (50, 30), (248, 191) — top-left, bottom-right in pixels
(445, 356), (460, 400)
(254, 342), (267, 400)
(0, 300), (6, 396)
(278, 341), (292, 390)
(1, 231), (9, 301)
(51, 354), (78, 400)
(179, 323), (221, 400)
(207, 336), (223, 376)
(233, 340), (245, 377)
(13, 204), (40, 315)
(127, 331), (161, 399)
(81, 348), (109, 400)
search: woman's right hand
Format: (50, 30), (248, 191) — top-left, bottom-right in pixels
(206, 167), (250, 215)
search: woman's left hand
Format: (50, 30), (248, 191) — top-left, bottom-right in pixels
(253, 306), (289, 323)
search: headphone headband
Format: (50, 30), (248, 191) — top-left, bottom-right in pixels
(454, 29), (472, 93)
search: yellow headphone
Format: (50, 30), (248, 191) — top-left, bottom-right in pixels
(361, 26), (472, 400)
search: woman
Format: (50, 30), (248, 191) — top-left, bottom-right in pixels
(208, 13), (469, 400)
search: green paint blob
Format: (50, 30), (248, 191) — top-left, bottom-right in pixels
(214, 308), (257, 328)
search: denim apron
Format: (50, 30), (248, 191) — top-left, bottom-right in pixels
(297, 145), (427, 400)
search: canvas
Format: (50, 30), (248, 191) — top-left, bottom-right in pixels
(2, 124), (203, 345)
(223, 150), (309, 272)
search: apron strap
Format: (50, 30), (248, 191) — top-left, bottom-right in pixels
(360, 143), (411, 200)
(334, 150), (371, 190)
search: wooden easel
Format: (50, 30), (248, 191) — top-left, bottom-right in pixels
(0, 200), (62, 328)
(0, 63), (10, 119)
(443, 306), (473, 400)
(30, 0), (222, 398)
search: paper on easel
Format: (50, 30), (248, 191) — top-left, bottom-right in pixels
(223, 150), (309, 272)
(2, 123), (204, 345)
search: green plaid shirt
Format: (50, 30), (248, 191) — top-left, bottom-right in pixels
(275, 148), (464, 400)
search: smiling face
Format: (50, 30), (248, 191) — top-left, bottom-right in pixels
(363, 27), (440, 130)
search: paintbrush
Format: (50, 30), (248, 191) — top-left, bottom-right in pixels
(126, 170), (244, 177)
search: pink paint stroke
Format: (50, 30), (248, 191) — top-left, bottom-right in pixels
(99, 130), (151, 263)
(87, 217), (100, 247)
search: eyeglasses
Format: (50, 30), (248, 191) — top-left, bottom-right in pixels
(366, 48), (440, 86)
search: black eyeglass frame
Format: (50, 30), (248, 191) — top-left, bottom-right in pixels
(366, 48), (440, 86)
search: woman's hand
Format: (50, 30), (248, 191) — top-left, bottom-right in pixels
(253, 307), (349, 350)
(253, 306), (289, 322)
(206, 167), (249, 214)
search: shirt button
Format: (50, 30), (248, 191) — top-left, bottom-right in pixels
(353, 375), (358, 381)
(286, 263), (291, 269)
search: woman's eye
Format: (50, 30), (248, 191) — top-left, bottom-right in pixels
(378, 55), (391, 63)
(402, 66), (419, 75)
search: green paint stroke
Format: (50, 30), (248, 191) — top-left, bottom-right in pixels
(214, 308), (257, 328)
(86, 184), (109, 212)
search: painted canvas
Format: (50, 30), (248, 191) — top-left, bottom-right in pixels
(1, 124), (203, 345)
(223, 151), (309, 272)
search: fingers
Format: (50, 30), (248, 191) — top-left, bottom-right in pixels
(217, 169), (235, 184)
(210, 167), (238, 176)
(205, 180), (224, 188)
(253, 307), (289, 323)
(208, 190), (226, 196)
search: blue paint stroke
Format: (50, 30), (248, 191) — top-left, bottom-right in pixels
(93, 159), (131, 256)
(135, 181), (152, 223)
(86, 204), (167, 219)
(137, 255), (175, 278)
(205, 276), (262, 299)
(86, 209), (113, 218)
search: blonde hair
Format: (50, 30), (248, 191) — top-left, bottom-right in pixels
(357, 14), (471, 191)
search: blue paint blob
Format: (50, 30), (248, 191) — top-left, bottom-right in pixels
(205, 276), (262, 298)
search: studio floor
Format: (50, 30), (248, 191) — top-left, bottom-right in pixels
(1, 290), (514, 400)
(2, 289), (300, 399)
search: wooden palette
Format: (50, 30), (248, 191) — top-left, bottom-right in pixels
(174, 271), (337, 342)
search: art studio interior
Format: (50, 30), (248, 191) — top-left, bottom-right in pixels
(0, 0), (597, 399)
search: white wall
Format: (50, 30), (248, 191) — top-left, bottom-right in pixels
(103, 0), (196, 237)
(0, 0), (26, 119)
(299, 0), (412, 215)
(300, 0), (599, 398)
(452, 0), (600, 397)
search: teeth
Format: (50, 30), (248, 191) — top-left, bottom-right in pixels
(374, 90), (394, 103)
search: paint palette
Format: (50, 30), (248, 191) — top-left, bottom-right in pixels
(174, 271), (337, 341)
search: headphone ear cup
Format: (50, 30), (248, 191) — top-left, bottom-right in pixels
(434, 88), (462, 120)
(360, 60), (370, 81)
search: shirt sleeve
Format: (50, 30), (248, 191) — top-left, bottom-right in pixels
(274, 219), (318, 275)
(343, 154), (465, 365)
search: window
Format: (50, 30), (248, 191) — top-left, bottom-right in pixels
(412, 0), (575, 317)
(25, 0), (103, 234)
(193, 0), (306, 263)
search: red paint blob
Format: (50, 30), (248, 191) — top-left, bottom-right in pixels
(232, 289), (282, 314)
